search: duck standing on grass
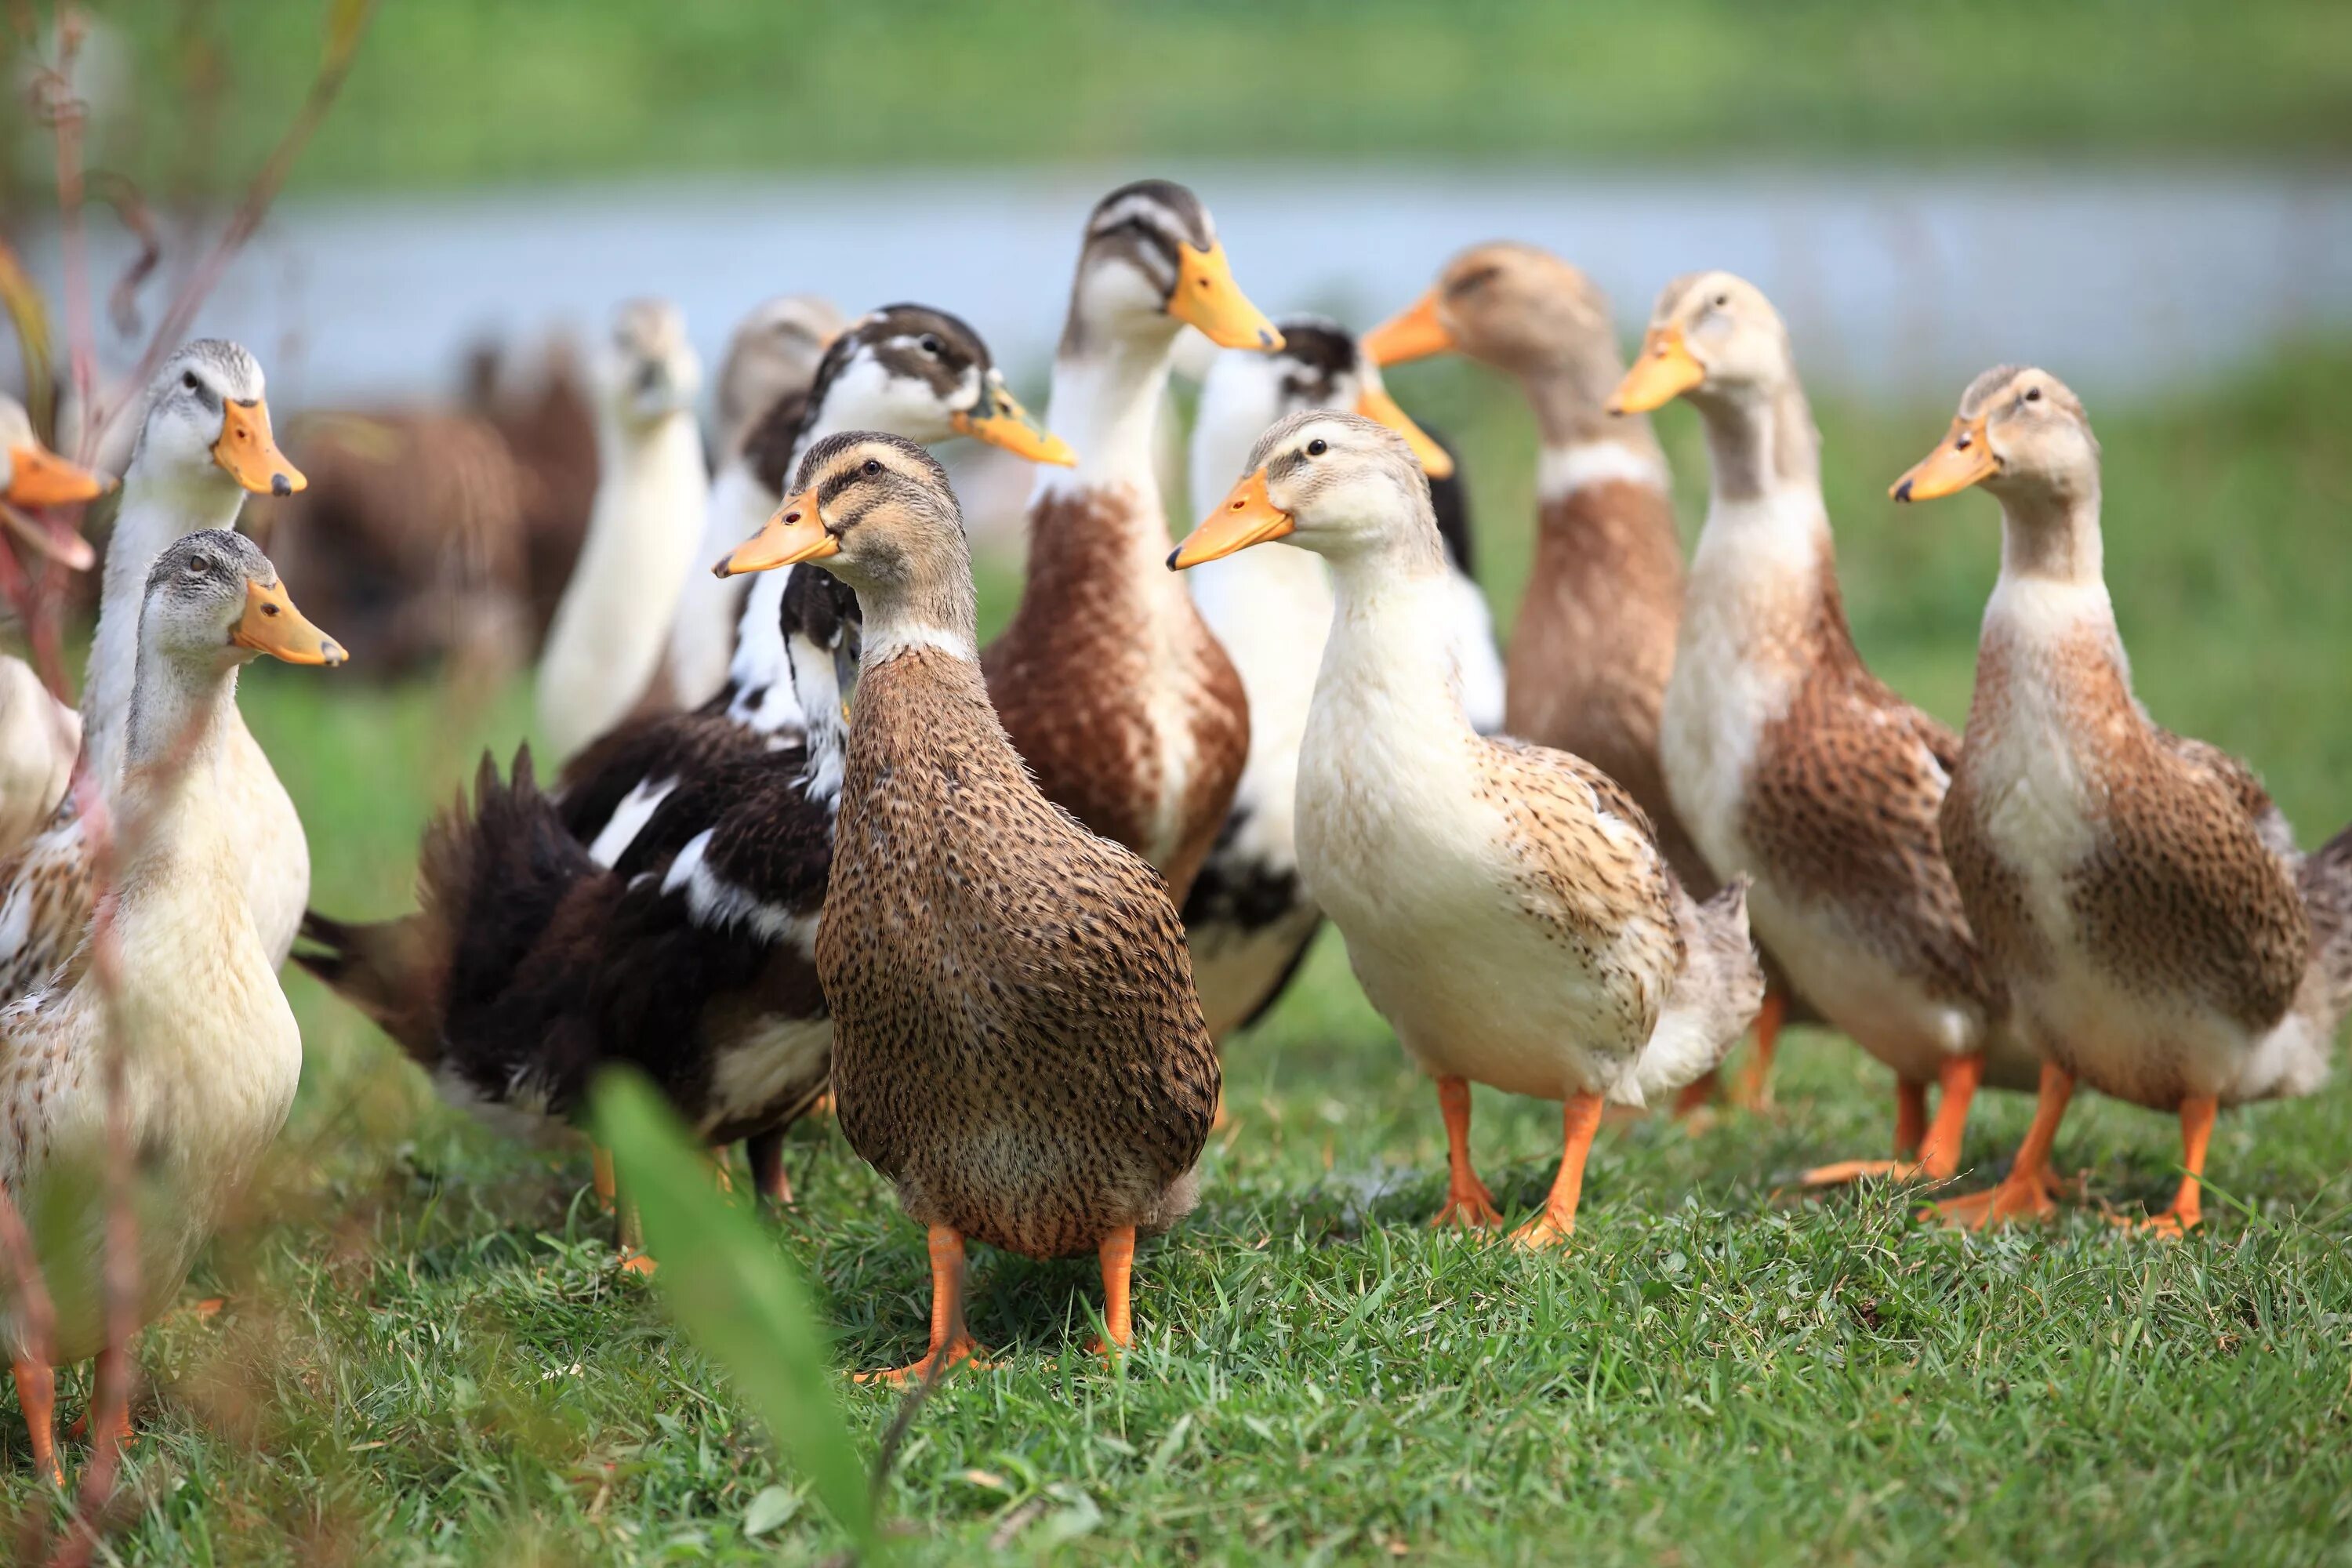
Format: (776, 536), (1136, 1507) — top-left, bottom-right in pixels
(1896, 366), (2352, 1231)
(2, 530), (343, 1485)
(985, 179), (1284, 906)
(1171, 412), (1759, 1246)
(734, 431), (1217, 1381)
(1610, 274), (2039, 1184)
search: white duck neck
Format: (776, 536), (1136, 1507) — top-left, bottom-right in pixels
(1996, 483), (2107, 590)
(726, 405), (848, 731)
(1037, 323), (1181, 506)
(1317, 538), (1472, 731)
(115, 647), (240, 881)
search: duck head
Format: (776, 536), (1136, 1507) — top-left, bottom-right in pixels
(140, 528), (344, 672)
(1609, 270), (1795, 416)
(714, 294), (847, 453)
(0, 394), (111, 569)
(132, 339), (306, 498)
(1367, 242), (1621, 389)
(1893, 365), (2100, 511)
(796, 303), (1072, 470)
(1196, 314), (1453, 481)
(600, 298), (702, 429)
(1170, 410), (1434, 572)
(1062, 180), (1282, 357)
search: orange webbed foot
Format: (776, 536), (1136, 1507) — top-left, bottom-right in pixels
(1933, 1168), (2061, 1230)
(617, 1250), (659, 1276)
(851, 1336), (989, 1386)
(1429, 1176), (1504, 1232)
(1802, 1158), (1929, 1188)
(1508, 1212), (1574, 1252)
(2111, 1207), (2197, 1240)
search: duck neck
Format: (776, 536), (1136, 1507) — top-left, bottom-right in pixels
(1317, 532), (1470, 727)
(1038, 322), (1180, 510)
(861, 546), (982, 673)
(85, 463), (246, 789)
(1690, 372), (1821, 506)
(727, 405), (844, 731)
(1681, 372), (1841, 677)
(1520, 346), (1653, 453)
(114, 647), (239, 890)
(1995, 483), (2107, 590)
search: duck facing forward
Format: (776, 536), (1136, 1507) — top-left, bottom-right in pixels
(1172, 412), (1760, 1247)
(1896, 366), (2352, 1231)
(746, 432), (1218, 1381)
(2, 530), (342, 1483)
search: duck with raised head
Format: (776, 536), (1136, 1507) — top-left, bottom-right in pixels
(3, 530), (342, 1484)
(1180, 316), (1500, 1040)
(1171, 412), (1761, 1247)
(985, 179), (1283, 906)
(1894, 366), (2352, 1231)
(741, 430), (1216, 1381)
(537, 299), (708, 757)
(0, 341), (309, 1005)
(297, 305), (1069, 1217)
(1609, 274), (2039, 1184)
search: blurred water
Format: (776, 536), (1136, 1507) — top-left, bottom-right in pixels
(25, 162), (2352, 411)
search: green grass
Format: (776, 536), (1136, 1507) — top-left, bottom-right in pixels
(17, 0), (2352, 196)
(4, 354), (2351, 1563)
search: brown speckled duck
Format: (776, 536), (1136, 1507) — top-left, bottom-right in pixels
(985, 179), (1283, 905)
(1895, 366), (2352, 1231)
(1171, 412), (1759, 1247)
(745, 431), (1218, 1381)
(1610, 274), (2040, 1184)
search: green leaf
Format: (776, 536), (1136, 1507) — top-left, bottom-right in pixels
(742, 1485), (800, 1538)
(590, 1069), (875, 1553)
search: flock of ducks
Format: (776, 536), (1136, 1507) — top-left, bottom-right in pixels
(0, 177), (2343, 1448)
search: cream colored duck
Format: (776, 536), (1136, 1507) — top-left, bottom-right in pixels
(668, 293), (845, 710)
(0, 341), (308, 1003)
(2, 528), (342, 1483)
(1609, 274), (2038, 1183)
(1180, 316), (1497, 1040)
(537, 299), (708, 757)
(1171, 412), (1762, 1247)
(1896, 366), (2352, 1231)
(985, 179), (1283, 905)
(0, 397), (112, 856)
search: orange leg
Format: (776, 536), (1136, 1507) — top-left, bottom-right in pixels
(747, 1130), (794, 1207)
(1210, 1084), (1231, 1134)
(591, 1143), (617, 1214)
(1093, 1225), (1136, 1357)
(1671, 1069), (1720, 1119)
(1913, 1053), (1984, 1178)
(75, 1343), (134, 1461)
(1429, 1076), (1503, 1230)
(1512, 1091), (1606, 1251)
(13, 1357), (60, 1486)
(2122, 1096), (2216, 1237)
(1733, 991), (1787, 1110)
(616, 1197), (655, 1276)
(854, 1225), (988, 1385)
(1937, 1061), (2074, 1229)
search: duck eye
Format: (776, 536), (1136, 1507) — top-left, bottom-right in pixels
(2024, 387), (2043, 402)
(1712, 294), (1730, 309)
(862, 459), (881, 476)
(919, 335), (943, 357)
(182, 371), (201, 393)
(1306, 438), (1327, 457)
(187, 554), (212, 574)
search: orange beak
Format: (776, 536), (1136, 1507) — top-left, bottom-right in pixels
(1169, 241), (1284, 352)
(715, 486), (837, 577)
(213, 398), (307, 496)
(1361, 289), (1456, 368)
(1167, 467), (1294, 570)
(1891, 416), (1998, 503)
(231, 576), (346, 666)
(1608, 328), (1706, 415)
(5, 442), (111, 507)
(949, 380), (1076, 466)
(1355, 385), (1455, 479)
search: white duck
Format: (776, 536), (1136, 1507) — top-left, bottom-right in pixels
(1181, 316), (1501, 1040)
(1171, 412), (1762, 1247)
(536, 299), (707, 757)
(0, 341), (309, 1003)
(2, 528), (342, 1484)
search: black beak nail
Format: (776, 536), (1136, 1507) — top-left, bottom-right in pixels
(271, 474), (292, 497)
(1164, 547), (1181, 571)
(1258, 330), (1275, 348)
(1894, 480), (1914, 503)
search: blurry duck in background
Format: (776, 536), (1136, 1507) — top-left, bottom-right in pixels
(0, 341), (310, 1005)
(1171, 412), (1761, 1246)
(1897, 366), (2352, 1230)
(536, 299), (707, 758)
(1181, 317), (1500, 1041)
(299, 304), (1071, 1222)
(1611, 274), (2038, 1183)
(985, 179), (1283, 906)
(668, 294), (847, 710)
(3, 530), (342, 1485)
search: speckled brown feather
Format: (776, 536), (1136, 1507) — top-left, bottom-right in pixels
(825, 646), (1219, 1261)
(983, 484), (1249, 905)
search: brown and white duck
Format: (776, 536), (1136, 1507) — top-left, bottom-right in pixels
(1895, 365), (2352, 1231)
(743, 430), (1218, 1381)
(985, 179), (1282, 905)
(1610, 274), (2039, 1182)
(1171, 412), (1760, 1246)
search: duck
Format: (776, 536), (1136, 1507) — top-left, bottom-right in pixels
(1609, 274), (2039, 1183)
(2, 528), (343, 1484)
(1171, 412), (1761, 1245)
(1367, 243), (1808, 1109)
(536, 299), (708, 758)
(0, 397), (111, 856)
(984, 179), (1283, 906)
(1894, 365), (2352, 1230)
(1180, 317), (1501, 1040)
(297, 304), (1071, 1218)
(668, 295), (845, 711)
(0, 340), (309, 1004)
(740, 430), (1217, 1381)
